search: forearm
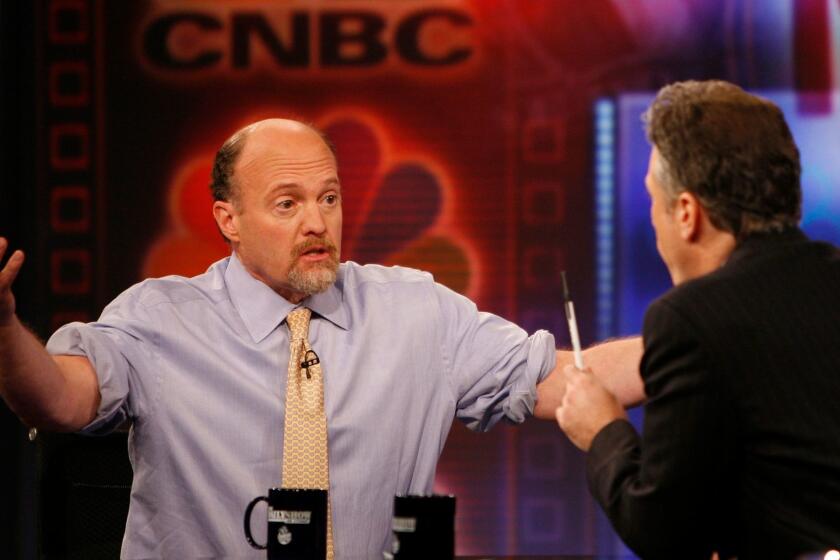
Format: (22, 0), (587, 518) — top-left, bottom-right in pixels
(535, 336), (644, 419)
(581, 337), (645, 407)
(0, 316), (98, 431)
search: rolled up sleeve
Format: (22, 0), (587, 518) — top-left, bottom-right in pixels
(434, 282), (556, 431)
(45, 286), (157, 435)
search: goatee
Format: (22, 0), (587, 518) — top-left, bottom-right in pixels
(287, 239), (339, 295)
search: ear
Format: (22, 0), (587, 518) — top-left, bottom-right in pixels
(213, 200), (239, 243)
(675, 191), (703, 242)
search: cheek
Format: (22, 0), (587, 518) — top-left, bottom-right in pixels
(650, 213), (667, 253)
(242, 218), (295, 257)
(649, 198), (660, 224)
(258, 242), (295, 278)
(246, 213), (287, 240)
(327, 214), (342, 243)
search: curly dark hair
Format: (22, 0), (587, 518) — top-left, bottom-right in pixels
(643, 80), (801, 238)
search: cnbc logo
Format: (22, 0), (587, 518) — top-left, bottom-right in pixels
(138, 5), (476, 74)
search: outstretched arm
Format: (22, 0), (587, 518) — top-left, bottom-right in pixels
(534, 337), (644, 419)
(0, 238), (100, 431)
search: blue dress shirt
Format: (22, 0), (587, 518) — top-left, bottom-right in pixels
(47, 253), (556, 559)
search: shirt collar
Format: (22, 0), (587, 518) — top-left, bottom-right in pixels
(225, 252), (348, 343)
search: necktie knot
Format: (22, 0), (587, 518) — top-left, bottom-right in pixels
(286, 307), (312, 341)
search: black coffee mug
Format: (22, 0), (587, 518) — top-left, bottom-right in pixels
(388, 494), (455, 559)
(244, 488), (327, 560)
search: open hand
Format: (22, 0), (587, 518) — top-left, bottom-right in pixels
(0, 238), (25, 326)
(555, 365), (626, 451)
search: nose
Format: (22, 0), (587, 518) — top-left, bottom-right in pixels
(300, 201), (327, 236)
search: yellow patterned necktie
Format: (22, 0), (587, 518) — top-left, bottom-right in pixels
(282, 307), (334, 559)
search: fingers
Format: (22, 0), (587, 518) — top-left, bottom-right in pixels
(560, 365), (607, 409)
(561, 365), (591, 395)
(0, 239), (25, 290)
(1, 250), (25, 279)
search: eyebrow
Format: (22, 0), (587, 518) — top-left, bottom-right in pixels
(263, 183), (300, 199)
(264, 179), (341, 197)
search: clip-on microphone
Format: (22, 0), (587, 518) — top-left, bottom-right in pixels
(301, 350), (320, 379)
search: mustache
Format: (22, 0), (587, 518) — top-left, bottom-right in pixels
(291, 237), (339, 260)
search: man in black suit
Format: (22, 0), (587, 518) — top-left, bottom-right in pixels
(556, 80), (840, 559)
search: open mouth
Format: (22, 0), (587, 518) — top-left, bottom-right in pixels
(298, 244), (333, 261)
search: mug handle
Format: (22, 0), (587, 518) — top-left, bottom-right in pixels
(243, 496), (268, 550)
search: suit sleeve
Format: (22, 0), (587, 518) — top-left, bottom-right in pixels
(586, 299), (736, 559)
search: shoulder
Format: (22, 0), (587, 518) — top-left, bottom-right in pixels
(105, 257), (229, 313)
(641, 263), (739, 366)
(642, 268), (742, 372)
(340, 261), (434, 287)
(338, 262), (438, 302)
(339, 261), (474, 307)
(646, 253), (752, 334)
(650, 233), (837, 331)
(337, 261), (475, 321)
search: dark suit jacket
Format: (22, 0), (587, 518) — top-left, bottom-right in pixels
(588, 228), (840, 559)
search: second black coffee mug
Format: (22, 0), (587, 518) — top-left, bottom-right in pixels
(389, 493), (456, 559)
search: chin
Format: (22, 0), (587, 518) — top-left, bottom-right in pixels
(288, 265), (338, 295)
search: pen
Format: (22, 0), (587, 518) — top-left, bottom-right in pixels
(561, 271), (585, 370)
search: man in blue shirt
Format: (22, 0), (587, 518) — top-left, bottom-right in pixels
(0, 118), (643, 558)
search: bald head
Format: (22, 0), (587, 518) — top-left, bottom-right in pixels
(209, 118), (335, 206)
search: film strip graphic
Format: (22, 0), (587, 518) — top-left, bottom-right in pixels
(511, 87), (593, 555)
(38, 0), (101, 333)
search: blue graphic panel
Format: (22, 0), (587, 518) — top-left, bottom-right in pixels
(608, 91), (840, 337)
